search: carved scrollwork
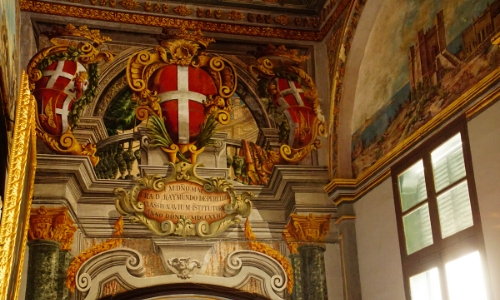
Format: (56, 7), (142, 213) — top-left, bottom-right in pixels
(114, 162), (252, 237)
(27, 24), (115, 166)
(126, 27), (237, 164)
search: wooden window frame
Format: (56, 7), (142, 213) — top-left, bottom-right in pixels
(391, 116), (490, 300)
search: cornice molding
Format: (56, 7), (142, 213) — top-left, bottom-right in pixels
(20, 0), (352, 41)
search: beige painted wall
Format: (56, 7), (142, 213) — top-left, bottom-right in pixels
(354, 178), (405, 300)
(468, 99), (500, 300)
(352, 97), (500, 300)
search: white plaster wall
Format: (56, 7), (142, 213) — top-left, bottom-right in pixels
(467, 99), (500, 300)
(354, 178), (405, 300)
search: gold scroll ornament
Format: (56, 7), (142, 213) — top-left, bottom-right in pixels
(115, 162), (252, 237)
(126, 27), (237, 163)
(27, 24), (115, 166)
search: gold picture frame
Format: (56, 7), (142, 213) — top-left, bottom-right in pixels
(0, 71), (37, 299)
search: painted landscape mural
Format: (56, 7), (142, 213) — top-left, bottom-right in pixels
(351, 0), (500, 176)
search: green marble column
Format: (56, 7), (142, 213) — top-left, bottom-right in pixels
(299, 244), (328, 300)
(290, 253), (304, 300)
(25, 240), (61, 300)
(57, 250), (73, 300)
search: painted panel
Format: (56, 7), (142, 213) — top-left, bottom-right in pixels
(351, 0), (500, 176)
(0, 0), (20, 128)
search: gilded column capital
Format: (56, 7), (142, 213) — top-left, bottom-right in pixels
(283, 213), (331, 245)
(282, 230), (299, 254)
(28, 206), (77, 250)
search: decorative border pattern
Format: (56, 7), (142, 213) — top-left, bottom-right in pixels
(20, 0), (322, 41)
(20, 0), (353, 41)
(0, 71), (36, 299)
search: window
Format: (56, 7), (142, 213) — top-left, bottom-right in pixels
(392, 120), (490, 300)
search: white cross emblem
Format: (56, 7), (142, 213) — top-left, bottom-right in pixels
(44, 60), (76, 95)
(55, 95), (73, 133)
(157, 66), (206, 144)
(280, 80), (304, 106)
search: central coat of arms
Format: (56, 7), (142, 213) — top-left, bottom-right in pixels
(127, 27), (236, 163)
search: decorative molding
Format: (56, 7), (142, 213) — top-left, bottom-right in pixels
(74, 248), (287, 300)
(28, 206), (77, 250)
(119, 0), (140, 10)
(66, 217), (124, 292)
(334, 215), (356, 225)
(282, 230), (298, 254)
(19, 0), (324, 41)
(274, 15), (291, 26)
(226, 10), (245, 21)
(0, 72), (37, 300)
(173, 5), (193, 16)
(283, 213), (331, 244)
(245, 219), (293, 294)
(44, 23), (112, 45)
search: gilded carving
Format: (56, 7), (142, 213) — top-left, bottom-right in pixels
(245, 219), (294, 294)
(27, 24), (115, 166)
(154, 3), (161, 12)
(144, 1), (152, 12)
(119, 0), (140, 10)
(114, 162), (253, 237)
(282, 230), (299, 254)
(274, 15), (291, 26)
(226, 10), (245, 21)
(0, 72), (36, 300)
(214, 9), (222, 19)
(162, 4), (169, 13)
(126, 27), (237, 163)
(229, 44), (325, 185)
(28, 206), (77, 250)
(173, 5), (192, 16)
(20, 0), (324, 41)
(284, 213), (331, 244)
(66, 217), (124, 292)
(109, 0), (116, 8)
(196, 7), (203, 18)
(205, 8), (212, 18)
(247, 13), (255, 22)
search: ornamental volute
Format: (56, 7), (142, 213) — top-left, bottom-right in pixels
(28, 206), (77, 250)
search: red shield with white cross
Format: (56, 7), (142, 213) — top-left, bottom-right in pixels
(274, 78), (316, 148)
(274, 78), (314, 111)
(149, 64), (217, 144)
(33, 60), (89, 136)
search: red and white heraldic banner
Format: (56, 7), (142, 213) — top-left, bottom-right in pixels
(137, 182), (230, 224)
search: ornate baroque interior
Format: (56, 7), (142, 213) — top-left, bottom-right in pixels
(1, 0), (500, 299)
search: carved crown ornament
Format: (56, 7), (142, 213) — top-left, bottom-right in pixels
(126, 26), (236, 164)
(28, 206), (77, 250)
(27, 23), (115, 166)
(114, 162), (253, 237)
(283, 213), (332, 245)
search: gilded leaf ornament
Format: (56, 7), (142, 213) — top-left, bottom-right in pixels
(173, 5), (193, 16)
(119, 0), (140, 10)
(226, 10), (245, 21)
